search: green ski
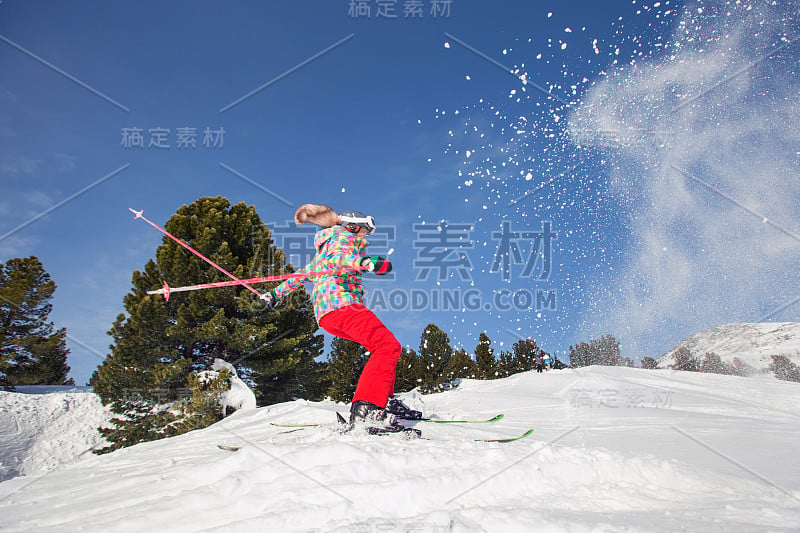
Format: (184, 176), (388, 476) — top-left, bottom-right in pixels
(475, 428), (534, 443)
(420, 413), (504, 424)
(270, 413), (504, 427)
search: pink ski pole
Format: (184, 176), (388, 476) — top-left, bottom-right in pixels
(129, 208), (264, 299)
(145, 268), (364, 300)
(131, 208), (365, 301)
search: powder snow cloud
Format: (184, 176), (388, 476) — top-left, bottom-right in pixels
(567, 1), (800, 356)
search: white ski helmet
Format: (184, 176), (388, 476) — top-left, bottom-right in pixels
(339, 209), (376, 236)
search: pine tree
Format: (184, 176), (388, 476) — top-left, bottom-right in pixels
(475, 332), (496, 379)
(672, 347), (698, 372)
(512, 338), (545, 374)
(0, 257), (72, 386)
(641, 357), (658, 369)
(769, 355), (800, 383)
(325, 338), (368, 402)
(302, 359), (332, 402)
(395, 347), (422, 393)
(444, 348), (478, 383)
(496, 350), (515, 378)
(418, 324), (453, 393)
(92, 197), (322, 451)
(569, 342), (591, 368)
(592, 334), (622, 366)
(569, 335), (621, 367)
(700, 352), (732, 375)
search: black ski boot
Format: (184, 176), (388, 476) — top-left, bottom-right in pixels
(385, 396), (423, 420)
(349, 401), (421, 438)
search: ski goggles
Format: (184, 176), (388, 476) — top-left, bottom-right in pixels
(340, 214), (376, 236)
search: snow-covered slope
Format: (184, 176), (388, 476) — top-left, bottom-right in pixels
(1, 367), (799, 532)
(0, 387), (111, 482)
(657, 322), (800, 371)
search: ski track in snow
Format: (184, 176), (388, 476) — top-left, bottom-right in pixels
(1, 368), (799, 532)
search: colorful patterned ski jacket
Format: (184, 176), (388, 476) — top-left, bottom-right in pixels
(272, 225), (367, 320)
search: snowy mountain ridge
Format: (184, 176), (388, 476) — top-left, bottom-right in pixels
(657, 322), (800, 371)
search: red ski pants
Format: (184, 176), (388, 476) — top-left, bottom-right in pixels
(319, 304), (400, 408)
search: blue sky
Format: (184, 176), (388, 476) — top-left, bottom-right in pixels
(2, 0), (798, 385)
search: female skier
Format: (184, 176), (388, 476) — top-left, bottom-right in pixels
(260, 204), (419, 434)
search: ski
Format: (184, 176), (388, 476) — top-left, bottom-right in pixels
(269, 416), (527, 442)
(417, 413), (504, 424)
(475, 428), (534, 443)
(270, 422), (322, 428)
(232, 428), (531, 445)
(271, 413), (504, 427)
(272, 415), (424, 437)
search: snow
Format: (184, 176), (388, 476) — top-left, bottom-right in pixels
(2, 367), (799, 531)
(210, 359), (257, 414)
(658, 323), (800, 371)
(0, 387), (111, 482)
